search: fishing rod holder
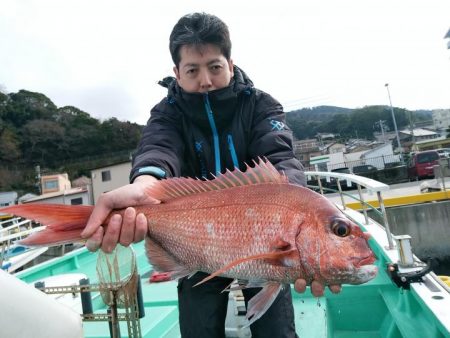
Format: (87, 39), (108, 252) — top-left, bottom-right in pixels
(387, 235), (434, 289)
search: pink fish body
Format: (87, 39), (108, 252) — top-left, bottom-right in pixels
(2, 159), (377, 324)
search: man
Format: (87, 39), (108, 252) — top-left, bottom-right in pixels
(82, 12), (340, 338)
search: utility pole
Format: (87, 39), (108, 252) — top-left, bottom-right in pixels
(375, 120), (387, 143)
(35, 165), (41, 195)
(385, 83), (403, 161)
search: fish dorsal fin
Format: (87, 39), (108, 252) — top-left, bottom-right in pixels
(146, 158), (288, 202)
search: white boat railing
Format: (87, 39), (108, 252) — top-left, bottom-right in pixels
(305, 171), (395, 249)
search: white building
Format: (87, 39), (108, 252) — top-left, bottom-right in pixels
(23, 187), (90, 205)
(0, 191), (18, 207)
(432, 109), (450, 130)
(309, 143), (399, 171)
(90, 161), (132, 204)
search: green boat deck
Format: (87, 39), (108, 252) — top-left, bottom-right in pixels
(15, 236), (450, 338)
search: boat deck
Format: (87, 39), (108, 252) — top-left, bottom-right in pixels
(16, 236), (450, 338)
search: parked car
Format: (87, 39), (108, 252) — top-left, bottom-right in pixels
(436, 148), (450, 158)
(407, 150), (440, 181)
(327, 167), (355, 190)
(352, 164), (378, 174)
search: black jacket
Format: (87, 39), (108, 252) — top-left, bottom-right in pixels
(130, 66), (305, 186)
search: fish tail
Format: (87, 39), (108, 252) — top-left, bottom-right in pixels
(1, 204), (94, 246)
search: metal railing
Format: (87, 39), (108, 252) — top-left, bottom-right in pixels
(305, 171), (395, 249)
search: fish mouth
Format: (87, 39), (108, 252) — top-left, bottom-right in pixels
(352, 255), (376, 268)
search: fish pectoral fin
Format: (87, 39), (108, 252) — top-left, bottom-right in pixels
(265, 248), (300, 268)
(145, 236), (190, 280)
(245, 282), (283, 327)
(194, 250), (297, 287)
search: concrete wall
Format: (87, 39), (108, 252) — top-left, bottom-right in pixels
(369, 200), (450, 260)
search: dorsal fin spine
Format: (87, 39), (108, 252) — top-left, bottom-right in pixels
(220, 171), (237, 188)
(175, 178), (191, 195)
(228, 169), (245, 186)
(166, 182), (182, 198)
(184, 179), (199, 194)
(146, 158), (288, 202)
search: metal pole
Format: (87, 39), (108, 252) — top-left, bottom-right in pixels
(376, 191), (395, 249)
(385, 83), (403, 162)
(356, 184), (369, 225)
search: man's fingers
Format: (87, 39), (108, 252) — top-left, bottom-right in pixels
(328, 284), (342, 294)
(101, 214), (122, 253)
(82, 196), (111, 238)
(311, 280), (325, 297)
(119, 207), (136, 246)
(134, 213), (148, 243)
(294, 279), (307, 293)
(85, 226), (104, 252)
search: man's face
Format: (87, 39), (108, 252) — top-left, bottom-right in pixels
(173, 44), (234, 93)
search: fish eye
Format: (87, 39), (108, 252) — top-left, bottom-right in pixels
(331, 219), (351, 237)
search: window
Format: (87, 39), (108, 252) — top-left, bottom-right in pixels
(44, 180), (58, 190)
(70, 197), (83, 205)
(101, 170), (111, 182)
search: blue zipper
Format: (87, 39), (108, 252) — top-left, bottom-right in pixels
(203, 93), (221, 176)
(227, 134), (239, 169)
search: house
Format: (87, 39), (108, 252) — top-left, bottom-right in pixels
(399, 128), (439, 153)
(22, 187), (90, 205)
(292, 139), (321, 168)
(41, 173), (71, 194)
(90, 161), (132, 204)
(309, 143), (399, 171)
(361, 143), (401, 169)
(432, 109), (450, 130)
(325, 142), (346, 154)
(412, 136), (450, 152)
(0, 191), (18, 207)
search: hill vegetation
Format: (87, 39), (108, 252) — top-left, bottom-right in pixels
(0, 90), (143, 192)
(286, 105), (432, 140)
(0, 89), (435, 194)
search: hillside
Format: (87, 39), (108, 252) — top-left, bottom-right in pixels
(286, 105), (433, 140)
(0, 89), (438, 193)
(0, 90), (143, 192)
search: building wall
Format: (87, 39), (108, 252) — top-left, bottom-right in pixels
(432, 109), (450, 130)
(91, 162), (132, 204)
(0, 191), (18, 206)
(41, 174), (71, 194)
(23, 191), (89, 205)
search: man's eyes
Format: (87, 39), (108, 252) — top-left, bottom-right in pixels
(185, 65), (223, 76)
(210, 65), (222, 72)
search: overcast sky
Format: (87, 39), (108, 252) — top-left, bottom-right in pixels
(1, 0), (449, 125)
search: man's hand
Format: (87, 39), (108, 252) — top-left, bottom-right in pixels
(294, 279), (341, 297)
(81, 175), (160, 253)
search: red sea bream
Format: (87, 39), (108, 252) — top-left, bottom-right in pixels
(1, 159), (377, 324)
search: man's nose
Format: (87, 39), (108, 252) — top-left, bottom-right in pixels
(199, 70), (212, 91)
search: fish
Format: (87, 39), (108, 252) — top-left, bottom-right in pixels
(0, 159), (377, 325)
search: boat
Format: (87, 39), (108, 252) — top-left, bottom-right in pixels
(6, 172), (450, 337)
(1, 217), (48, 273)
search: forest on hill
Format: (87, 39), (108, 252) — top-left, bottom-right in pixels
(286, 105), (432, 140)
(0, 90), (143, 192)
(0, 89), (435, 193)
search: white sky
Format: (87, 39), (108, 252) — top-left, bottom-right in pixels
(1, 0), (449, 125)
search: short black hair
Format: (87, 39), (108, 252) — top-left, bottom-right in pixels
(169, 12), (232, 67)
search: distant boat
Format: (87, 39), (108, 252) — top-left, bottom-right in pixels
(1, 216), (48, 273)
(1, 244), (48, 273)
